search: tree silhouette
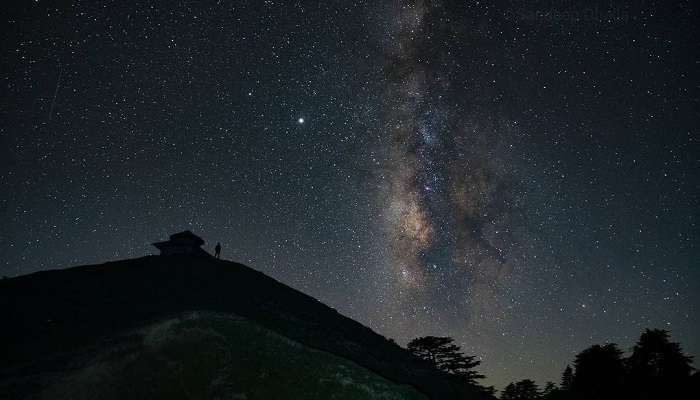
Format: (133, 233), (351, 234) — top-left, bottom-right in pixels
(497, 330), (698, 400)
(407, 336), (485, 385)
(500, 379), (540, 400)
(500, 382), (517, 400)
(516, 379), (540, 399)
(627, 329), (695, 399)
(541, 381), (557, 397)
(572, 343), (625, 399)
(560, 364), (573, 391)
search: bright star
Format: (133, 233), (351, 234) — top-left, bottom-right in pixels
(298, 117), (305, 124)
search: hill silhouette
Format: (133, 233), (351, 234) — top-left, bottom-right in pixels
(0, 254), (490, 399)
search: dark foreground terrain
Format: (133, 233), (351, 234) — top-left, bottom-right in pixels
(0, 255), (489, 400)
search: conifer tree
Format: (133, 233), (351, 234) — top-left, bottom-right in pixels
(407, 336), (485, 385)
(561, 365), (573, 391)
(500, 382), (517, 400)
(627, 329), (694, 398)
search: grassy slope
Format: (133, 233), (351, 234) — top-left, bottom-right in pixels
(38, 313), (427, 400)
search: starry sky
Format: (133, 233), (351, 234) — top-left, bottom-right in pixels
(2, 0), (698, 390)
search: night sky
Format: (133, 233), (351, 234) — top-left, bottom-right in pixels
(2, 0), (699, 390)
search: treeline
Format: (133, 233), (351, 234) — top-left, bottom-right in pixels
(500, 329), (696, 399)
(407, 329), (698, 400)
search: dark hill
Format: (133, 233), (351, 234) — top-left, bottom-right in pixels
(0, 255), (490, 400)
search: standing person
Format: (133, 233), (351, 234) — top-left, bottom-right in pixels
(214, 242), (221, 258)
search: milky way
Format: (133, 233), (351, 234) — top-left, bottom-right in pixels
(378, 1), (522, 328)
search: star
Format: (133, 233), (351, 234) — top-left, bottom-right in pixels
(298, 117), (305, 124)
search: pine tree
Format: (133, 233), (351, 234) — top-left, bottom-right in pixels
(627, 329), (694, 398)
(514, 379), (540, 399)
(500, 379), (541, 399)
(561, 364), (573, 391)
(500, 382), (517, 400)
(542, 381), (557, 398)
(572, 343), (625, 399)
(407, 336), (485, 385)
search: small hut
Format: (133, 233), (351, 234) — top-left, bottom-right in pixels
(152, 230), (209, 256)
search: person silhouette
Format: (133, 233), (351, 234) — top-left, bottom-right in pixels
(214, 242), (221, 258)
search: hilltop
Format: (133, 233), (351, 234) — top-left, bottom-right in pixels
(0, 254), (490, 400)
